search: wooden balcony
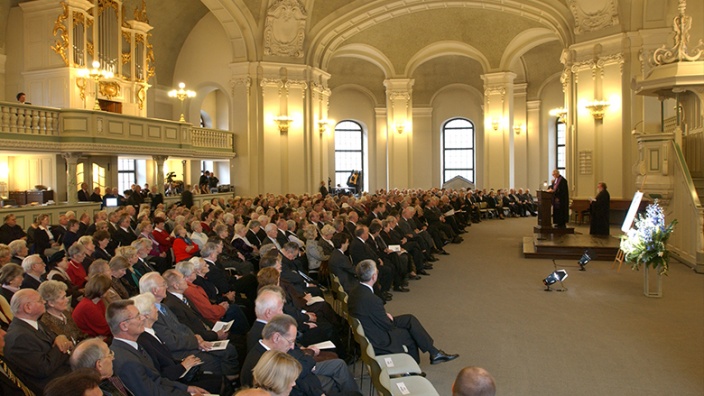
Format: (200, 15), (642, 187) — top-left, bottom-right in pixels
(0, 102), (236, 158)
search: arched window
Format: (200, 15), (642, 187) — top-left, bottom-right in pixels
(442, 118), (475, 183)
(556, 119), (566, 172)
(334, 121), (364, 190)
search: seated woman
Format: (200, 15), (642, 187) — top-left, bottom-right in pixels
(65, 243), (88, 289)
(151, 217), (173, 259)
(231, 223), (258, 262)
(189, 220), (209, 250)
(173, 225), (199, 263)
(91, 230), (113, 261)
(107, 256), (134, 301)
(33, 213), (60, 259)
(115, 245), (143, 291)
(253, 350), (302, 396)
(176, 258), (249, 335)
(46, 249), (83, 307)
(0, 263), (23, 302)
(304, 225), (329, 278)
(38, 280), (87, 343)
(72, 275), (112, 341)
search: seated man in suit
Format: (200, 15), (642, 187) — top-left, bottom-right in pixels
(0, 214), (26, 245)
(348, 260), (459, 365)
(70, 337), (134, 395)
(241, 314), (359, 396)
(138, 272), (240, 381)
(0, 327), (35, 396)
(349, 225), (392, 301)
(3, 289), (72, 394)
(107, 299), (206, 396)
(328, 233), (357, 292)
(20, 254), (46, 290)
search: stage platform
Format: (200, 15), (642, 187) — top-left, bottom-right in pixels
(522, 233), (620, 260)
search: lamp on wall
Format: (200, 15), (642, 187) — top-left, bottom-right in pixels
(168, 82), (196, 122)
(76, 60), (114, 111)
(513, 123), (523, 135)
(317, 119), (332, 136)
(631, 120), (644, 135)
(585, 100), (610, 121)
(549, 107), (568, 122)
(491, 118), (500, 131)
(274, 115), (294, 134)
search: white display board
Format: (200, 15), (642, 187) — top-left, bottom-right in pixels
(621, 191), (644, 233)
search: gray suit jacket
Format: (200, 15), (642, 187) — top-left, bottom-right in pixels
(328, 249), (357, 293)
(111, 338), (189, 396)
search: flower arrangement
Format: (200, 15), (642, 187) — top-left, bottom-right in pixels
(620, 201), (677, 275)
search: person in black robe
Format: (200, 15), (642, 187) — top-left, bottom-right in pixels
(589, 182), (610, 236)
(547, 169), (569, 228)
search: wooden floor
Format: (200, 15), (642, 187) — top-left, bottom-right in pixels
(523, 232), (620, 260)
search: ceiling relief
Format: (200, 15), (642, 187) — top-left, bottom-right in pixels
(567, 0), (619, 35)
(264, 0), (307, 58)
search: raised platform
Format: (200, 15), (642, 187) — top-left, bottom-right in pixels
(533, 226), (575, 236)
(523, 233), (620, 260)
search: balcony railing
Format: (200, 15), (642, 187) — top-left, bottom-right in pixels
(0, 102), (236, 158)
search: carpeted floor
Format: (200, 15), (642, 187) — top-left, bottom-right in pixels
(374, 217), (704, 395)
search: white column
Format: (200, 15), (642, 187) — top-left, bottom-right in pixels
(153, 155), (168, 195)
(62, 152), (82, 204)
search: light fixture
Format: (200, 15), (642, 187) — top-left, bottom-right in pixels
(76, 60), (114, 111)
(274, 115), (293, 134)
(396, 124), (405, 134)
(317, 119), (332, 136)
(549, 107), (568, 122)
(585, 100), (610, 121)
(578, 249), (595, 271)
(491, 118), (500, 131)
(513, 123), (523, 135)
(168, 82), (196, 122)
(543, 269), (568, 291)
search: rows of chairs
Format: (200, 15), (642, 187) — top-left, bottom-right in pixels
(329, 274), (440, 396)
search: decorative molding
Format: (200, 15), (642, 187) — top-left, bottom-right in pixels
(51, 2), (70, 66)
(99, 81), (121, 99)
(567, 0), (619, 35)
(652, 0), (704, 65)
(263, 0), (307, 58)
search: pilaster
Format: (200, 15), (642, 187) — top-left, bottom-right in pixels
(481, 72), (516, 188)
(384, 78), (414, 189)
(62, 152), (82, 204)
(152, 155), (168, 195)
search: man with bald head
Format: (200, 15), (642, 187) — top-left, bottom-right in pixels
(4, 289), (72, 394)
(452, 366), (496, 396)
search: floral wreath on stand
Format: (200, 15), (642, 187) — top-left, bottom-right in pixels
(620, 200), (677, 275)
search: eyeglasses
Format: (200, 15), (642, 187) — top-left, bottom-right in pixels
(121, 314), (144, 323)
(103, 349), (115, 360)
(280, 335), (296, 346)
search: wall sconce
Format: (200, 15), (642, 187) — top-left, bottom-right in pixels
(513, 123), (523, 135)
(549, 107), (568, 122)
(491, 118), (500, 131)
(317, 119), (332, 136)
(631, 120), (644, 135)
(76, 60), (114, 111)
(274, 115), (293, 134)
(168, 82), (196, 122)
(585, 100), (610, 121)
(394, 121), (410, 135)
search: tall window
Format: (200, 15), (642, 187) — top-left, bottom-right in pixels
(118, 159), (137, 193)
(442, 118), (475, 183)
(556, 119), (566, 172)
(334, 121), (364, 189)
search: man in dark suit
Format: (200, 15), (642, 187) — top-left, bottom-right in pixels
(345, 211), (360, 236)
(328, 233), (357, 292)
(90, 187), (103, 202)
(0, 328), (35, 396)
(0, 214), (26, 245)
(348, 260), (458, 365)
(589, 182), (611, 236)
(3, 289), (72, 394)
(20, 254), (46, 290)
(139, 272), (239, 380)
(547, 169), (569, 227)
(78, 183), (90, 202)
(113, 215), (137, 248)
(348, 225), (392, 300)
(161, 269), (227, 343)
(70, 337), (134, 396)
(107, 299), (203, 396)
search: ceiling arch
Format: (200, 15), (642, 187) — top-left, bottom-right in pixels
(499, 28), (562, 70)
(405, 41), (491, 77)
(201, 0), (259, 61)
(331, 44), (396, 77)
(307, 0), (573, 71)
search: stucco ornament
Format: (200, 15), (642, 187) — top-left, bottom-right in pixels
(567, 0), (619, 34)
(264, 0), (307, 58)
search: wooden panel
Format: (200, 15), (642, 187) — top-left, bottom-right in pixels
(129, 123), (144, 137)
(165, 127), (177, 140)
(63, 117), (88, 132)
(148, 125), (162, 139)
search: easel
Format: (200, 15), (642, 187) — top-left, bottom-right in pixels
(612, 249), (624, 272)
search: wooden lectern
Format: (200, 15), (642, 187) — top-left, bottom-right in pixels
(534, 190), (574, 235)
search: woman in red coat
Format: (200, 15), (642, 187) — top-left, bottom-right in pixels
(71, 274), (113, 341)
(172, 225), (199, 263)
